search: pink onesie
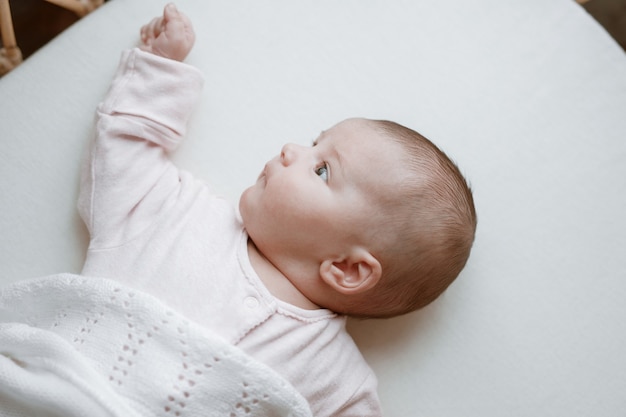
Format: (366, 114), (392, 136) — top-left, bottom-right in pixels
(78, 48), (381, 417)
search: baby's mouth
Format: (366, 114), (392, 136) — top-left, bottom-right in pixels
(257, 165), (267, 185)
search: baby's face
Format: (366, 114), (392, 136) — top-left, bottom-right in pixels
(239, 118), (406, 277)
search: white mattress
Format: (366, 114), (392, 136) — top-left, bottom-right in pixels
(1, 0), (625, 415)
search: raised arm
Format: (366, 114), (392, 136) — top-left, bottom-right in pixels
(78, 4), (203, 249)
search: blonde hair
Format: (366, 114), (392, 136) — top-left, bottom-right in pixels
(348, 120), (477, 318)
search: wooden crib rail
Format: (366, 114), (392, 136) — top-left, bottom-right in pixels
(0, 0), (22, 75)
(1, 0), (103, 75)
(46, 0), (103, 17)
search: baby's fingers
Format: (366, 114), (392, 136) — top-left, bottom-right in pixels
(139, 3), (195, 61)
(140, 16), (163, 43)
(163, 3), (179, 22)
(162, 4), (193, 39)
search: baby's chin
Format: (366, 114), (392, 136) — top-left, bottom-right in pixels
(237, 186), (254, 227)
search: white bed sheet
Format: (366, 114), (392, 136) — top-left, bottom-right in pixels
(1, 0), (626, 415)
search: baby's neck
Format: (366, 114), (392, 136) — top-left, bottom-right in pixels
(246, 239), (320, 310)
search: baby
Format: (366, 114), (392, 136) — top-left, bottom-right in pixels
(79, 4), (476, 416)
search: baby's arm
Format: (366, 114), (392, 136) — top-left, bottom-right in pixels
(139, 3), (195, 62)
(78, 5), (203, 248)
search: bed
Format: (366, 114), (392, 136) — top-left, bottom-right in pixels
(1, 0), (625, 415)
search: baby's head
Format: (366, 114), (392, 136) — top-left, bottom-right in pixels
(240, 118), (476, 318)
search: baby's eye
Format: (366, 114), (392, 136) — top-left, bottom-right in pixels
(315, 163), (329, 182)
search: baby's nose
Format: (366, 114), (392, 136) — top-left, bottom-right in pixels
(280, 143), (299, 166)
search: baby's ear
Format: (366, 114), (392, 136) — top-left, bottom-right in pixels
(319, 249), (381, 295)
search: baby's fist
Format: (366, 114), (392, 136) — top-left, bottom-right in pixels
(140, 3), (195, 61)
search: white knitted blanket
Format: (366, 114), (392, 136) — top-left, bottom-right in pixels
(0, 274), (312, 417)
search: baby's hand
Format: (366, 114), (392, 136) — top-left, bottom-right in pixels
(139, 3), (195, 61)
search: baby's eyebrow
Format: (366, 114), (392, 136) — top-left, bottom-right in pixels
(312, 130), (327, 146)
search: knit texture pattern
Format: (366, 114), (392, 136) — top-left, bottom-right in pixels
(0, 274), (312, 417)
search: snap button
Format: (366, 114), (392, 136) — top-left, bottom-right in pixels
(244, 296), (259, 309)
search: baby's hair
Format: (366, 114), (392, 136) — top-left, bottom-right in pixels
(350, 120), (477, 319)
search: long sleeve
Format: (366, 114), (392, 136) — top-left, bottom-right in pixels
(77, 49), (381, 417)
(78, 48), (204, 249)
